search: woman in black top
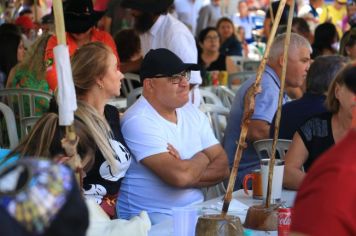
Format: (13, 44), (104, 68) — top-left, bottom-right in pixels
(71, 42), (131, 219)
(283, 63), (356, 190)
(197, 27), (238, 84)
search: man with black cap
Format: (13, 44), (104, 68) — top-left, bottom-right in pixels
(121, 0), (202, 106)
(45, 0), (119, 92)
(118, 48), (229, 224)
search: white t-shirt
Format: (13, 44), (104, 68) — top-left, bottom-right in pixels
(140, 14), (201, 85)
(118, 96), (218, 218)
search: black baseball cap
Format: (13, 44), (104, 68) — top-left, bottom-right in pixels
(140, 48), (200, 82)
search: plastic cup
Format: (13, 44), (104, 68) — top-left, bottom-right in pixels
(172, 207), (199, 236)
(261, 159), (285, 204)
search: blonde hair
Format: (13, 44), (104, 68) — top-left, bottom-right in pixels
(71, 42), (118, 169)
(4, 113), (95, 172)
(71, 41), (113, 97)
(18, 33), (51, 80)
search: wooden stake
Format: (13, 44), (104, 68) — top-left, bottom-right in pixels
(266, 0), (294, 209)
(52, 0), (66, 45)
(52, 0), (76, 142)
(52, 0), (79, 184)
(221, 0), (288, 217)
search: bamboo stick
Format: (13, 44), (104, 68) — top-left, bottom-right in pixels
(52, 0), (79, 184)
(269, 0), (274, 25)
(266, 0), (295, 209)
(52, 0), (66, 46)
(221, 0), (288, 217)
(52, 0), (76, 141)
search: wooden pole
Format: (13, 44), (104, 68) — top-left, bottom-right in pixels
(52, 0), (76, 142)
(266, 0), (295, 208)
(52, 0), (80, 186)
(269, 0), (274, 24)
(52, 0), (66, 45)
(221, 0), (288, 217)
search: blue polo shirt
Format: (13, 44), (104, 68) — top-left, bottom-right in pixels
(223, 65), (288, 189)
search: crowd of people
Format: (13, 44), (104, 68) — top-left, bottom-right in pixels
(1, 0), (356, 235)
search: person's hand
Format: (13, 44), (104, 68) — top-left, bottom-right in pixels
(167, 143), (181, 159)
(54, 155), (70, 164)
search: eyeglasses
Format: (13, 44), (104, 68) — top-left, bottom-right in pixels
(153, 71), (191, 84)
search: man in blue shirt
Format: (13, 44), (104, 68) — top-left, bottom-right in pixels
(223, 33), (311, 189)
(270, 55), (347, 140)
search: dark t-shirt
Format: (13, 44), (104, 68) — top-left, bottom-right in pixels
(219, 35), (242, 56)
(198, 54), (227, 85)
(83, 105), (131, 218)
(297, 112), (335, 171)
(270, 93), (327, 140)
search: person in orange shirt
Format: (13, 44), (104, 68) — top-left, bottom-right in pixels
(45, 0), (119, 91)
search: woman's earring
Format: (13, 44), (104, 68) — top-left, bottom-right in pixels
(98, 84), (103, 89)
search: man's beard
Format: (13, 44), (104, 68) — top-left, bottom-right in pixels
(134, 12), (156, 33)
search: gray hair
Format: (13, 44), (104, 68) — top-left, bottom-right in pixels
(268, 33), (312, 62)
(306, 55), (347, 94)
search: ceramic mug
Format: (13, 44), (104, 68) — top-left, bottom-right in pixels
(243, 169), (263, 199)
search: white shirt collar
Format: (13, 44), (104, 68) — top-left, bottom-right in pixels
(149, 14), (167, 36)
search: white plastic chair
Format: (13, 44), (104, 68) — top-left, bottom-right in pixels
(0, 88), (52, 138)
(121, 73), (141, 97)
(201, 182), (227, 200)
(253, 139), (292, 160)
(243, 60), (261, 72)
(200, 104), (230, 143)
(200, 103), (229, 200)
(0, 102), (19, 149)
(214, 86), (235, 109)
(126, 87), (143, 108)
(199, 89), (223, 106)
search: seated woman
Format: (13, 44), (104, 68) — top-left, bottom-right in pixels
(283, 63), (356, 190)
(198, 27), (238, 85)
(71, 41), (131, 219)
(0, 117), (91, 236)
(0, 113), (150, 236)
(6, 33), (52, 116)
(216, 17), (242, 56)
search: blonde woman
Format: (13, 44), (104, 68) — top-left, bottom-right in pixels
(71, 41), (131, 219)
(0, 112), (150, 235)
